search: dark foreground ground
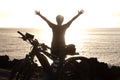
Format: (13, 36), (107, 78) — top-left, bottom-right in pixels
(0, 68), (10, 80)
(0, 55), (120, 80)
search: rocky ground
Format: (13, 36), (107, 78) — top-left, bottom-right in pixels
(0, 68), (11, 80)
(0, 55), (120, 80)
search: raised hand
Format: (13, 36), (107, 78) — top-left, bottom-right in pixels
(78, 9), (84, 15)
(35, 10), (40, 15)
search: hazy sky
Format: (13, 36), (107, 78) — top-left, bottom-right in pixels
(0, 0), (120, 29)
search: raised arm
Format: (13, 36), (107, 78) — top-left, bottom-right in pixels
(35, 10), (55, 28)
(64, 9), (84, 27)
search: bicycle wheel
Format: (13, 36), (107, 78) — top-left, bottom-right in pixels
(62, 56), (90, 80)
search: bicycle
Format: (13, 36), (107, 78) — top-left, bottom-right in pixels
(9, 31), (89, 80)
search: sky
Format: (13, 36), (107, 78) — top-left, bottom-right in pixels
(0, 0), (120, 29)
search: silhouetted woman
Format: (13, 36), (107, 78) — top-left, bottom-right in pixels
(35, 10), (83, 59)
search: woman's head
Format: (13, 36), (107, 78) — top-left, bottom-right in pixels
(56, 15), (64, 25)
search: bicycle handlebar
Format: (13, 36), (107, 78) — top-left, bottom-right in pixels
(17, 31), (51, 49)
(17, 31), (25, 37)
(17, 31), (58, 60)
(17, 31), (26, 40)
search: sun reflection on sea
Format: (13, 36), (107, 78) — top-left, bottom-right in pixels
(65, 28), (89, 53)
(35, 28), (90, 54)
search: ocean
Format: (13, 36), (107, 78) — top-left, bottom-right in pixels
(0, 28), (120, 66)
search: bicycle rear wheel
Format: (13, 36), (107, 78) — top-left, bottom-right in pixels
(62, 57), (90, 80)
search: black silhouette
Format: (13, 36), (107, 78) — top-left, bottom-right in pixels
(7, 31), (120, 80)
(35, 10), (84, 59)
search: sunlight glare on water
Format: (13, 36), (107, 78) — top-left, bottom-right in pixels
(36, 28), (52, 47)
(36, 28), (89, 53)
(65, 28), (89, 52)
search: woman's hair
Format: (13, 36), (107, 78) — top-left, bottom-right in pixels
(56, 15), (64, 25)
